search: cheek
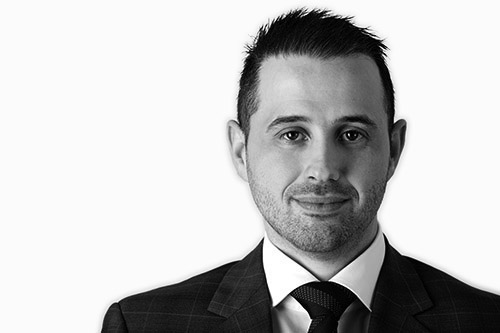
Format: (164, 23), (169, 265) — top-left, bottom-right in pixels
(345, 150), (390, 192)
(248, 145), (302, 194)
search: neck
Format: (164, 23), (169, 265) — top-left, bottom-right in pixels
(264, 220), (379, 281)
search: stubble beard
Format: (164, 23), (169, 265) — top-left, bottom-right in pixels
(247, 169), (387, 254)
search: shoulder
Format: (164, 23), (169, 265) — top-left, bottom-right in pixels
(404, 255), (500, 330)
(120, 261), (236, 310)
(407, 255), (500, 307)
(375, 242), (500, 331)
(102, 241), (267, 332)
(102, 261), (237, 332)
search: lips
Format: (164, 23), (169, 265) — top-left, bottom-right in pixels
(291, 196), (350, 215)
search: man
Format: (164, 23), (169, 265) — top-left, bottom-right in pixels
(102, 8), (500, 332)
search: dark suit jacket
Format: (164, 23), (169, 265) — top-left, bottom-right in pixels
(102, 239), (500, 332)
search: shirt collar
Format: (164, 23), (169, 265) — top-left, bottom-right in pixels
(262, 225), (385, 311)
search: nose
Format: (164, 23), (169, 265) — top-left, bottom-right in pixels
(304, 140), (341, 182)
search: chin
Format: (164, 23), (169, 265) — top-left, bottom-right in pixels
(285, 223), (352, 253)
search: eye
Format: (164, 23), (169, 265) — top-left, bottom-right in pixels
(280, 130), (307, 142)
(340, 130), (364, 142)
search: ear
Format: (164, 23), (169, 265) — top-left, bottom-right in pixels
(227, 120), (248, 182)
(386, 119), (407, 181)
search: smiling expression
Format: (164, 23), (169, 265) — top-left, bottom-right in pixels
(230, 54), (404, 255)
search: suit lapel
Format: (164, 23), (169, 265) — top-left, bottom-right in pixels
(207, 237), (435, 332)
(369, 239), (433, 332)
(208, 241), (273, 332)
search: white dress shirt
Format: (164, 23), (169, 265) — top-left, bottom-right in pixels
(262, 226), (385, 333)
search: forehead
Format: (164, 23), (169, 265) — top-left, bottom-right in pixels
(255, 54), (387, 128)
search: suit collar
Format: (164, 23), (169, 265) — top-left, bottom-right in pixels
(207, 237), (435, 332)
(368, 238), (433, 332)
(208, 241), (273, 332)
(262, 228), (385, 311)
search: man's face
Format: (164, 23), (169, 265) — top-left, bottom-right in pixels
(229, 55), (405, 254)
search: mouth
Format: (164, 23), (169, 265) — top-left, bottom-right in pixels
(291, 196), (350, 216)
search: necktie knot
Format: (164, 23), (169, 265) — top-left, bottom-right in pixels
(291, 281), (356, 333)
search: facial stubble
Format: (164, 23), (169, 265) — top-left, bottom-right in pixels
(247, 167), (387, 254)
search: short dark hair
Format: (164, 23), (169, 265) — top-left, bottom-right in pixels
(237, 8), (394, 138)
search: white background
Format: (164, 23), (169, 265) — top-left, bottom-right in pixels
(1, 1), (499, 332)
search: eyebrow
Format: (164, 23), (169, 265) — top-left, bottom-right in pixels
(266, 116), (311, 132)
(337, 115), (378, 128)
(266, 114), (377, 132)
